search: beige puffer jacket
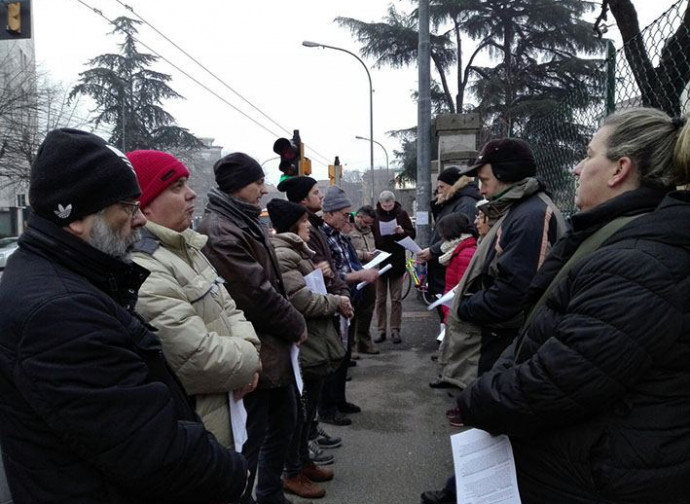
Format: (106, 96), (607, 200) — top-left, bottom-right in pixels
(131, 221), (261, 449)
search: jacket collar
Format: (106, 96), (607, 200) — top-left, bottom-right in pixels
(20, 214), (149, 310)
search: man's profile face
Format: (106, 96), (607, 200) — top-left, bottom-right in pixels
(437, 180), (451, 199)
(301, 185), (323, 212)
(84, 201), (146, 259)
(233, 178), (268, 207)
(355, 214), (374, 232)
(144, 178), (197, 233)
(324, 207), (352, 232)
(477, 164), (508, 199)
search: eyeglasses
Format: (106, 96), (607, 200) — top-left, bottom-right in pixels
(119, 200), (141, 217)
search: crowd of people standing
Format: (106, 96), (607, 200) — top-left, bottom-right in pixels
(1, 105), (690, 504)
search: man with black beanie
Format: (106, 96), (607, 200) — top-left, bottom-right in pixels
(199, 153), (307, 504)
(0, 129), (249, 504)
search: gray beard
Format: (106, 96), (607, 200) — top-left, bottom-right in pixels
(86, 213), (141, 260)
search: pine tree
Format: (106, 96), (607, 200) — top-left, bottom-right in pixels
(70, 17), (202, 152)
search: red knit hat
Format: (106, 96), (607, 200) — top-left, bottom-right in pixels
(126, 150), (190, 208)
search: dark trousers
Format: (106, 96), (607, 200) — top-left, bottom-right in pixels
(241, 385), (297, 504)
(284, 375), (325, 477)
(319, 323), (353, 416)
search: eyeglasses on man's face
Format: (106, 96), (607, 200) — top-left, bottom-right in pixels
(119, 200), (141, 217)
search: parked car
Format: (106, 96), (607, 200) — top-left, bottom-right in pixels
(0, 237), (19, 269)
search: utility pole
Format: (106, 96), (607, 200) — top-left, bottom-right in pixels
(416, 0), (432, 247)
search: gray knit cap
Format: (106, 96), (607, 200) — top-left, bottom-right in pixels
(322, 185), (352, 212)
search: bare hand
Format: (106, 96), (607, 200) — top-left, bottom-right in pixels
(360, 268), (380, 284)
(316, 261), (333, 279)
(364, 251), (376, 262)
(417, 248), (432, 262)
(338, 296), (354, 318)
(232, 371), (259, 401)
(394, 225), (404, 235)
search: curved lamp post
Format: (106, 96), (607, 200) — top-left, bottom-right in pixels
(355, 135), (390, 190)
(302, 40), (374, 205)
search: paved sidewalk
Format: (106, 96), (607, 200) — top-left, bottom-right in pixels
(292, 292), (465, 504)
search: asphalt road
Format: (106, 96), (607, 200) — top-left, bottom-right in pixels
(291, 291), (467, 504)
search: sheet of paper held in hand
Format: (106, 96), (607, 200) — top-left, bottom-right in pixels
(428, 288), (456, 310)
(379, 219), (398, 236)
(303, 268), (328, 295)
(395, 236), (423, 254)
(451, 429), (522, 504)
(228, 395), (248, 453)
(291, 344), (304, 395)
(362, 250), (391, 270)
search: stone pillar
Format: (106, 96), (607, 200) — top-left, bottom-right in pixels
(433, 113), (482, 179)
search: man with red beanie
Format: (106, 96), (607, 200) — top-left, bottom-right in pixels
(126, 149), (262, 450)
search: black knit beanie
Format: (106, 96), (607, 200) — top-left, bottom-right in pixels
(214, 152), (265, 193)
(29, 128), (141, 225)
(277, 176), (317, 202)
(437, 167), (462, 185)
(266, 198), (307, 233)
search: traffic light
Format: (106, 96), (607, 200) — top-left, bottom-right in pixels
(273, 131), (300, 177)
(1, 0), (31, 40)
(273, 129), (312, 177)
(328, 156), (342, 186)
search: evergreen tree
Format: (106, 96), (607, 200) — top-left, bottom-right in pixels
(70, 17), (202, 152)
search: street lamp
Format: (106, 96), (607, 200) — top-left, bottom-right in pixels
(302, 40), (375, 205)
(355, 135), (390, 190)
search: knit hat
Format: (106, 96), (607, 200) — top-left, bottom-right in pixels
(277, 176), (318, 202)
(126, 150), (190, 208)
(266, 198), (307, 233)
(462, 138), (536, 182)
(437, 167), (462, 186)
(214, 152), (264, 193)
(322, 185), (352, 213)
(29, 128), (141, 225)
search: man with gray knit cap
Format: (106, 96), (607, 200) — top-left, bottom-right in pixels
(199, 152), (307, 504)
(0, 129), (250, 504)
(318, 186), (379, 425)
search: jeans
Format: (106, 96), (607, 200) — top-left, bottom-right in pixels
(284, 376), (325, 477)
(241, 385), (297, 504)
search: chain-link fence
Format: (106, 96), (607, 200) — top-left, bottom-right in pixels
(529, 0), (690, 214)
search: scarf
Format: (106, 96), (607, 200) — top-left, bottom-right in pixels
(439, 234), (473, 266)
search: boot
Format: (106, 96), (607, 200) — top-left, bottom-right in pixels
(373, 332), (386, 344)
(391, 330), (402, 344)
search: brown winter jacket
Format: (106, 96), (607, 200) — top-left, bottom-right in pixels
(199, 188), (306, 389)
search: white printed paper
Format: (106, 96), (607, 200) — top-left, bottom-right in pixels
(291, 343), (304, 396)
(362, 250), (391, 270)
(451, 429), (522, 504)
(339, 315), (350, 347)
(303, 268), (327, 295)
(395, 236), (423, 254)
(228, 395), (248, 453)
(416, 211), (429, 226)
(356, 263), (392, 290)
(428, 289), (455, 310)
(378, 219), (398, 236)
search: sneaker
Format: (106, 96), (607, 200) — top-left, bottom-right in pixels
(315, 425), (342, 449)
(301, 461), (334, 482)
(283, 473), (325, 499)
(308, 440), (335, 465)
(391, 331), (402, 344)
(373, 332), (386, 344)
(338, 401), (361, 414)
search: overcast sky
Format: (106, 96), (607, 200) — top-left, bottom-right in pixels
(31, 0), (681, 184)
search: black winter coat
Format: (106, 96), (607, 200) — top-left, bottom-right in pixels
(0, 215), (247, 504)
(458, 189), (690, 504)
(372, 201), (415, 277)
(428, 180), (480, 294)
